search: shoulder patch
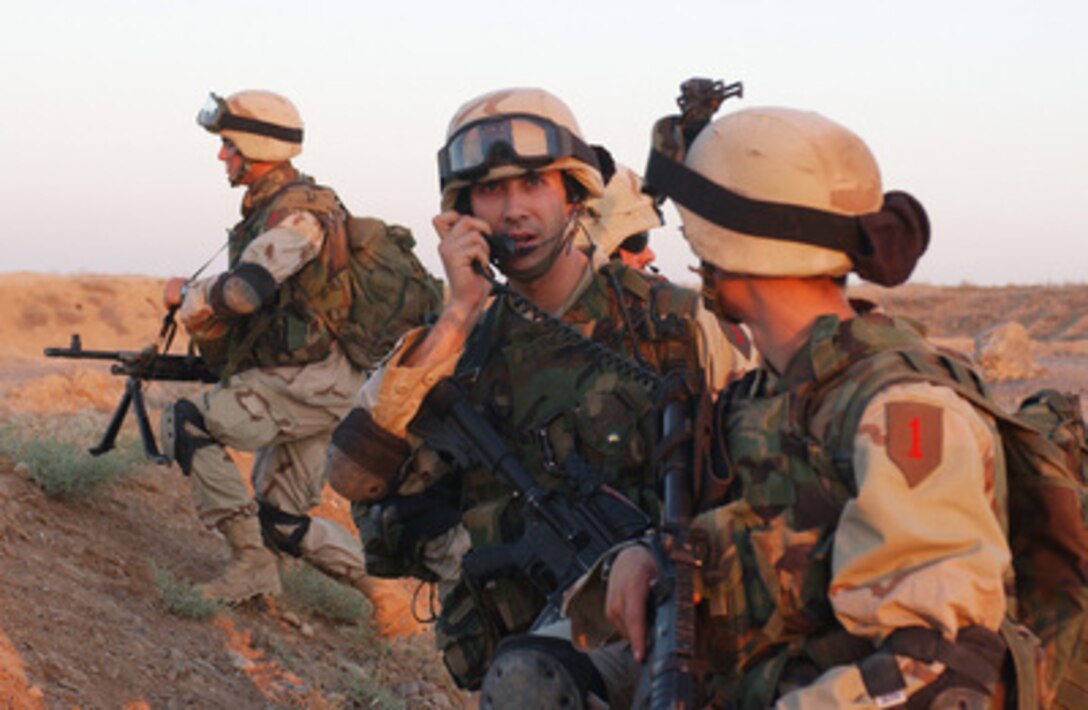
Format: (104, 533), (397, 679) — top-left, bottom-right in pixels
(885, 401), (943, 487)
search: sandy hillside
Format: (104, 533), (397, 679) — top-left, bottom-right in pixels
(0, 273), (465, 709)
(0, 273), (1086, 708)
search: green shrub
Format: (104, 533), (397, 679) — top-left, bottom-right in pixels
(341, 673), (407, 710)
(150, 561), (219, 620)
(280, 562), (370, 624)
(0, 416), (143, 498)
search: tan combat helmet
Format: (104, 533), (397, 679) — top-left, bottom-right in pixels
(197, 90), (304, 162)
(679, 107), (882, 278)
(578, 164), (663, 258)
(437, 87), (605, 211)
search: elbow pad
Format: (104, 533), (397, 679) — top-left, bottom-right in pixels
(327, 407), (411, 502)
(208, 262), (277, 317)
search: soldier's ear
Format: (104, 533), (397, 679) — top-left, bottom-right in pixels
(562, 173), (588, 206)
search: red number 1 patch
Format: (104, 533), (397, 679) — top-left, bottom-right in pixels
(886, 402), (943, 487)
(908, 417), (923, 458)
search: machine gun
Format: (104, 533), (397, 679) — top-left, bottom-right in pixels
(410, 377), (654, 627)
(43, 305), (216, 465)
(638, 372), (707, 709)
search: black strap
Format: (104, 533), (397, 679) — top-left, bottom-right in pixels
(208, 263), (277, 317)
(604, 265), (652, 371)
(219, 113), (303, 143)
(858, 651), (907, 703)
(257, 501), (311, 557)
(331, 408), (410, 487)
(884, 626), (1004, 694)
(644, 149), (866, 255)
(805, 628), (877, 671)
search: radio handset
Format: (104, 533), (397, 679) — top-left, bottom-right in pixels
(484, 233), (517, 266)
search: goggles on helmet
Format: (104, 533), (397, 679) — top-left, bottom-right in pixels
(195, 92), (303, 144)
(438, 113), (599, 187)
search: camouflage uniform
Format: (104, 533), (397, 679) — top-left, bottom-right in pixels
(174, 163), (370, 589)
(571, 311), (1012, 707)
(352, 259), (749, 696)
(600, 311), (1008, 710)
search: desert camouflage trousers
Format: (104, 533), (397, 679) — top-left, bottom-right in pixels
(184, 351), (367, 581)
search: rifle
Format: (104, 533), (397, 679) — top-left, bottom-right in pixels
(639, 372), (706, 709)
(409, 376), (654, 628)
(43, 304), (216, 464)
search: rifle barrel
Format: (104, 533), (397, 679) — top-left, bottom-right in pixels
(43, 346), (131, 361)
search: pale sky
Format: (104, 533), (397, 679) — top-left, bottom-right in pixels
(3, 0), (1085, 286)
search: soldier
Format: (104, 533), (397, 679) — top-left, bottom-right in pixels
(325, 87), (750, 706)
(160, 90), (419, 637)
(580, 163), (662, 273)
(595, 107), (1012, 706)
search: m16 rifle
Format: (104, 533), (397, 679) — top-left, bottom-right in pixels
(410, 376), (654, 628)
(638, 372), (707, 709)
(635, 75), (742, 708)
(43, 304), (216, 465)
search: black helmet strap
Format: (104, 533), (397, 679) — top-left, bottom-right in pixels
(644, 149), (930, 287)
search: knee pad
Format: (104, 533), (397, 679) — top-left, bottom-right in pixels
(161, 399), (217, 475)
(480, 635), (607, 710)
(257, 501), (311, 557)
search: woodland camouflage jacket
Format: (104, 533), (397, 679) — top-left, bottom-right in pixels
(354, 261), (749, 688)
(689, 313), (1010, 707)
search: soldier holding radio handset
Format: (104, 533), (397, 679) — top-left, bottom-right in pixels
(326, 87), (751, 706)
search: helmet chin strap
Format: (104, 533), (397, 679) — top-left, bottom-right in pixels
(499, 207), (583, 283)
(228, 157), (252, 187)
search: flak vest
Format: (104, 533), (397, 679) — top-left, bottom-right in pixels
(701, 313), (1012, 707)
(433, 263), (710, 688)
(206, 166), (354, 377)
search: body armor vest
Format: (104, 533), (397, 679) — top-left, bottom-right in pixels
(701, 312), (1006, 706)
(436, 263), (707, 688)
(210, 165), (353, 376)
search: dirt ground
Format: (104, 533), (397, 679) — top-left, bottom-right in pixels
(0, 274), (466, 709)
(1, 273), (1086, 708)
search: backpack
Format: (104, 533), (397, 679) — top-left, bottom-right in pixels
(337, 215), (444, 371)
(816, 346), (1088, 708)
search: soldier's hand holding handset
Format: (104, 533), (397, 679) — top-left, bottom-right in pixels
(402, 211), (497, 366)
(433, 210), (494, 325)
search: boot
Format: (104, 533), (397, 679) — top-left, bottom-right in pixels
(350, 573), (426, 638)
(199, 513), (282, 603)
(295, 517), (425, 638)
